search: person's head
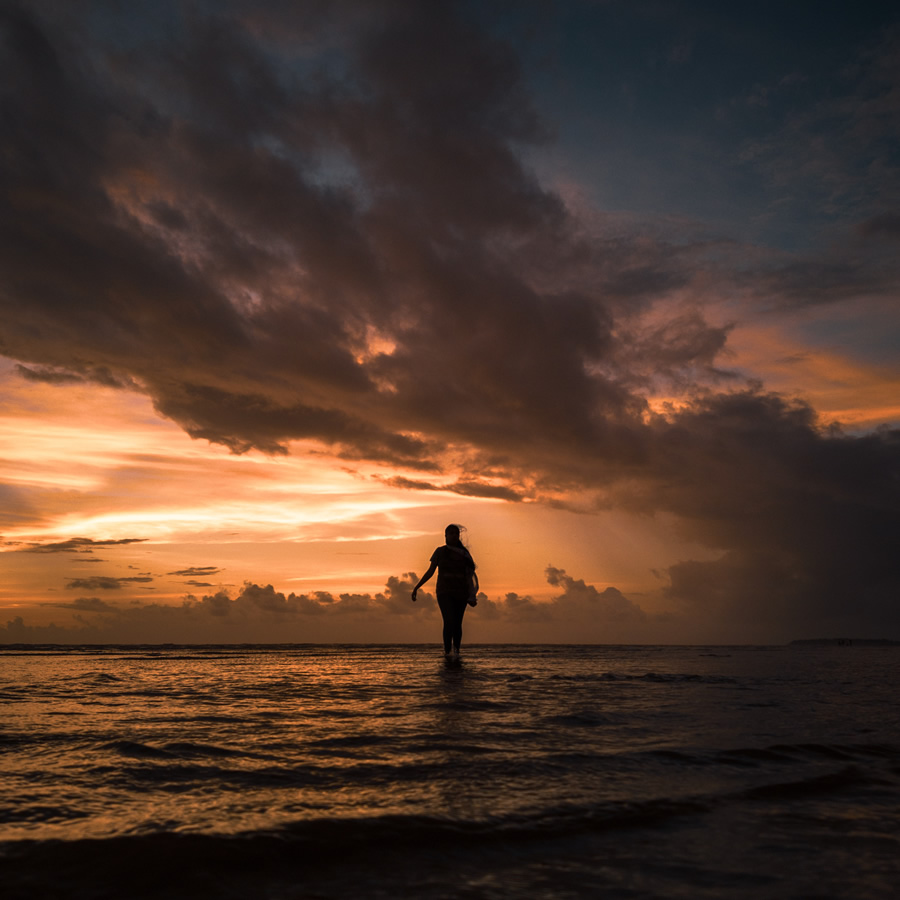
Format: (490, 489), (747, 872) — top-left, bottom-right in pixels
(445, 524), (464, 547)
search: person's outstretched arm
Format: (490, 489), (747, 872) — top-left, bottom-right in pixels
(411, 563), (437, 602)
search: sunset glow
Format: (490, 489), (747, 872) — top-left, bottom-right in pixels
(2, 2), (898, 644)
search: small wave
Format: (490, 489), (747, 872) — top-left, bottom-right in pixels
(644, 748), (698, 764)
(87, 672), (125, 683)
(548, 672), (609, 682)
(0, 732), (31, 749)
(0, 688), (30, 700)
(305, 734), (396, 750)
(161, 742), (244, 759)
(103, 741), (177, 759)
(636, 671), (738, 684)
(851, 743), (898, 759)
(543, 711), (613, 728)
(410, 740), (502, 757)
(738, 765), (882, 801)
(550, 671), (738, 684)
(0, 797), (708, 866)
(190, 714), (255, 724)
(423, 698), (511, 712)
(0, 803), (91, 825)
(714, 741), (900, 769)
(718, 746), (798, 766)
(770, 742), (859, 761)
(626, 741), (900, 774)
(99, 739), (268, 765)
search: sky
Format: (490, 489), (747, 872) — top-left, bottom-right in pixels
(1, 0), (899, 644)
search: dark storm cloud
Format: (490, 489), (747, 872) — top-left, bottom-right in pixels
(0, 0), (637, 467)
(2, 2), (899, 638)
(641, 393), (900, 638)
(859, 214), (900, 239)
(612, 310), (736, 392)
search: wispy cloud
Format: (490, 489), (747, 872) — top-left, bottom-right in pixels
(25, 538), (147, 554)
(65, 576), (154, 591)
(168, 567), (223, 577)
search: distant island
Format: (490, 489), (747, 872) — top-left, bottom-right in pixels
(790, 638), (900, 647)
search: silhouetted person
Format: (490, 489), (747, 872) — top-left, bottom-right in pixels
(412, 524), (478, 659)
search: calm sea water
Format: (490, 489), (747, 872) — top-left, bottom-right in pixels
(2, 644), (899, 899)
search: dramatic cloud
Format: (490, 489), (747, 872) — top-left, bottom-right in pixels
(1, 2), (898, 641)
(644, 393), (900, 638)
(478, 566), (664, 643)
(2, 573), (430, 643)
(2, 569), (668, 644)
(0, 1), (692, 470)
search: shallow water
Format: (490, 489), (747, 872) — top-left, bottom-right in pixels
(2, 644), (899, 898)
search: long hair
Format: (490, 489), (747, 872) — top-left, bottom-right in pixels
(445, 523), (467, 547)
(445, 523), (474, 565)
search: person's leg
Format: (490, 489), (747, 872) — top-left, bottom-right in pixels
(451, 598), (467, 654)
(436, 595), (453, 654)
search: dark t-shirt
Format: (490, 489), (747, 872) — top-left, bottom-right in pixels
(430, 545), (476, 596)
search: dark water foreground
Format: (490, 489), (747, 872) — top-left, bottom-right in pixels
(2, 644), (899, 899)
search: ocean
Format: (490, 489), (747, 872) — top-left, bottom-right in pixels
(2, 644), (898, 899)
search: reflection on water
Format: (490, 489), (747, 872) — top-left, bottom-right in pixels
(3, 645), (900, 899)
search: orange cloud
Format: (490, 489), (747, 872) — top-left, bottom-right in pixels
(727, 322), (900, 430)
